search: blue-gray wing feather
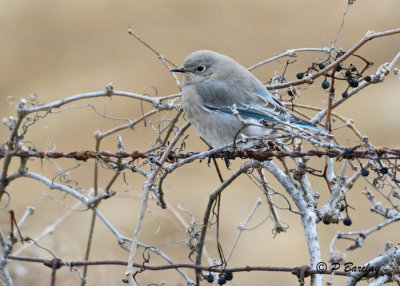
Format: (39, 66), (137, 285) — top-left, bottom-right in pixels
(195, 79), (285, 118)
(195, 79), (318, 129)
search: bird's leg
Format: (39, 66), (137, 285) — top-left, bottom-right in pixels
(221, 150), (231, 169)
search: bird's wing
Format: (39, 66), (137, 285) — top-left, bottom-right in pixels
(195, 79), (287, 121)
(251, 89), (319, 129)
(195, 79), (319, 130)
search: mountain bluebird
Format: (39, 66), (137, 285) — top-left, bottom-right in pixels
(171, 50), (321, 148)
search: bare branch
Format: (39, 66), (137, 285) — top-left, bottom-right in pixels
(265, 28), (400, 90)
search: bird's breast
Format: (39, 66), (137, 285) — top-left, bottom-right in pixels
(181, 86), (253, 147)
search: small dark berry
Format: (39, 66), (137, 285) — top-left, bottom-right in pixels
(288, 90), (294, 97)
(343, 148), (351, 155)
(361, 169), (369, 177)
(348, 78), (354, 87)
(321, 80), (330, 89)
(336, 65), (343, 72)
(345, 70), (352, 78)
(340, 204), (345, 212)
(348, 81), (354, 87)
(342, 91), (348, 98)
(350, 66), (357, 72)
(348, 78), (359, 88)
(380, 167), (389, 174)
(318, 63), (326, 69)
(225, 272), (233, 281)
(343, 217), (352, 226)
(218, 276), (227, 285)
(206, 273), (214, 283)
(296, 72), (304, 79)
(323, 218), (331, 225)
(364, 76), (371, 82)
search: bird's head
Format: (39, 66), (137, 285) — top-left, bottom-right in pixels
(171, 50), (235, 85)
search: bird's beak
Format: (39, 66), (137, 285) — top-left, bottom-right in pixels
(170, 67), (186, 73)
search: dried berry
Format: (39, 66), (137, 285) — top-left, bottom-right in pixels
(380, 167), (388, 174)
(361, 169), (369, 177)
(343, 217), (352, 226)
(218, 276), (227, 285)
(296, 72), (304, 79)
(323, 218), (331, 225)
(225, 272), (233, 281)
(322, 80), (330, 89)
(348, 78), (359, 88)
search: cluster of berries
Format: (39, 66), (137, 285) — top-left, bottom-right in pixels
(205, 272), (233, 285)
(321, 163), (389, 227)
(290, 61), (373, 97)
(341, 65), (372, 98)
(322, 203), (352, 226)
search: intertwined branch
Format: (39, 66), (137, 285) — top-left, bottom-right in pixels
(0, 18), (399, 286)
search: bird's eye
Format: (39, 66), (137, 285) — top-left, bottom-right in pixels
(196, 65), (206, 72)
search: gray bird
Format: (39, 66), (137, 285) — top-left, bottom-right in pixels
(171, 50), (320, 148)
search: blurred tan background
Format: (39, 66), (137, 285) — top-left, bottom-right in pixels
(1, 1), (400, 285)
